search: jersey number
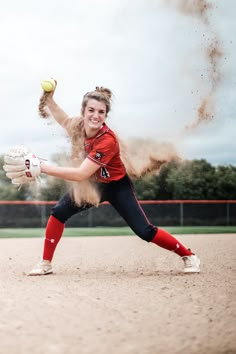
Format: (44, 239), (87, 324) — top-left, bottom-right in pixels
(100, 167), (110, 179)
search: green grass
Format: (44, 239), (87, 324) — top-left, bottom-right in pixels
(0, 226), (235, 239)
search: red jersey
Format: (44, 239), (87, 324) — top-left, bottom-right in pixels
(84, 123), (126, 183)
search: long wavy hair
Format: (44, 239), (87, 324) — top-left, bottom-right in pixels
(38, 87), (113, 206)
(38, 86), (178, 205)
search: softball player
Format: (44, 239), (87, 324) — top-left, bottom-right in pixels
(28, 86), (200, 275)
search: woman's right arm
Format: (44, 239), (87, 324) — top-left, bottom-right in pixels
(46, 96), (69, 127)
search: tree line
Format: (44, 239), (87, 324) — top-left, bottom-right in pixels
(0, 155), (236, 201)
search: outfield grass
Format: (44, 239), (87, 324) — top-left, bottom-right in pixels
(0, 226), (235, 238)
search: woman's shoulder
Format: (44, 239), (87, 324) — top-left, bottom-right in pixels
(100, 124), (118, 143)
(93, 126), (119, 151)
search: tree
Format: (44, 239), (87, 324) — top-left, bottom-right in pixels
(1, 153), (236, 201)
(132, 174), (160, 200)
(155, 160), (179, 200)
(215, 165), (236, 199)
(166, 159), (217, 199)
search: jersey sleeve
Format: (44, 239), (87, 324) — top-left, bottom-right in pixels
(87, 134), (118, 166)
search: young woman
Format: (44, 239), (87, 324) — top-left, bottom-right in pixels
(28, 85), (200, 275)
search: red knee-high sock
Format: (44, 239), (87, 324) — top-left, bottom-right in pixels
(151, 228), (192, 257)
(43, 215), (65, 261)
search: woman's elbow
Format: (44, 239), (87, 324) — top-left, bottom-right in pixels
(71, 171), (91, 182)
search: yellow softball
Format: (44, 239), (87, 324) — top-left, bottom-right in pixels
(41, 79), (56, 92)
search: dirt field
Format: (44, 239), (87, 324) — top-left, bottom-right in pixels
(0, 234), (235, 354)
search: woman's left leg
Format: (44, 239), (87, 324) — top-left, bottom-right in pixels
(105, 176), (200, 271)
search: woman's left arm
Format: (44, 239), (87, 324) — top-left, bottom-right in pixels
(40, 158), (100, 182)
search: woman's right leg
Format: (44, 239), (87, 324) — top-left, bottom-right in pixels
(28, 192), (93, 275)
(43, 192), (91, 262)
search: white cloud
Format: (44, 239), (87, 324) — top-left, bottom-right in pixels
(0, 0), (235, 165)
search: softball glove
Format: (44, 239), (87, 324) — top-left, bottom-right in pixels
(3, 145), (41, 186)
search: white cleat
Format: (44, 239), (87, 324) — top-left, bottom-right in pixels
(28, 260), (53, 276)
(182, 254), (200, 273)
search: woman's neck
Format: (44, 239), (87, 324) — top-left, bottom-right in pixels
(85, 123), (104, 138)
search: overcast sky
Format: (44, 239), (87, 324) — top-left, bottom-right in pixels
(0, 0), (235, 165)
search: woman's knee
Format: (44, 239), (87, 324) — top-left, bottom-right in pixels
(50, 193), (76, 223)
(51, 204), (69, 223)
(135, 225), (157, 242)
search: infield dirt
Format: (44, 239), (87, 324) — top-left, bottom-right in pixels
(0, 234), (235, 354)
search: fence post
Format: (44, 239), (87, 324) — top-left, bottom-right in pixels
(40, 203), (47, 228)
(226, 202), (230, 226)
(88, 208), (94, 227)
(180, 202), (184, 226)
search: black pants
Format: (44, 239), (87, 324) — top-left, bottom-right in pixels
(51, 175), (157, 242)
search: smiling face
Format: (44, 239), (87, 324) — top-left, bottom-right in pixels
(82, 99), (107, 136)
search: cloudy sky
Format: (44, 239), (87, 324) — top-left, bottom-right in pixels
(0, 0), (235, 165)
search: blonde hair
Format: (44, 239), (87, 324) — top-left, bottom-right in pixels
(38, 87), (176, 205)
(62, 87), (113, 206)
(64, 87), (112, 157)
(81, 86), (112, 116)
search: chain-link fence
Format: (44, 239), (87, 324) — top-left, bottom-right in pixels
(0, 200), (235, 228)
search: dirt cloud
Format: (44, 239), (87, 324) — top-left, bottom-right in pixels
(165, 0), (223, 130)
